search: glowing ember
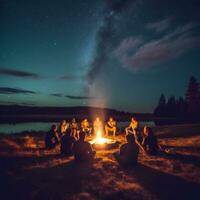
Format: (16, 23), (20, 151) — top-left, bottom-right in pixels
(90, 129), (112, 145)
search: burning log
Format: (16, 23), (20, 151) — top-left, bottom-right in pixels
(89, 129), (119, 149)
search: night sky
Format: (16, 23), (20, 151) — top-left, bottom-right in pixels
(0, 0), (200, 112)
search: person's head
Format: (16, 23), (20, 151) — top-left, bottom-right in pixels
(144, 126), (153, 137)
(109, 117), (113, 121)
(79, 131), (86, 141)
(84, 118), (87, 122)
(61, 120), (66, 125)
(96, 117), (99, 122)
(131, 117), (138, 129)
(72, 118), (76, 123)
(51, 124), (57, 132)
(66, 128), (71, 135)
(131, 117), (137, 123)
(126, 134), (136, 144)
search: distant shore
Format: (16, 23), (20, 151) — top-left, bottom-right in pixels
(1, 105), (200, 126)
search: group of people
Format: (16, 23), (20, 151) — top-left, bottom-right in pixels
(45, 117), (161, 165)
(117, 117), (161, 166)
(45, 121), (95, 161)
(45, 117), (116, 161)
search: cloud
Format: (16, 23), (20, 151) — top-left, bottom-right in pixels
(0, 101), (35, 106)
(146, 18), (171, 33)
(50, 93), (96, 100)
(0, 68), (41, 79)
(65, 95), (96, 100)
(0, 87), (38, 95)
(114, 37), (143, 57)
(114, 22), (200, 71)
(51, 93), (63, 97)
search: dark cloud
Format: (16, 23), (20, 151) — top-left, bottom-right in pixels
(0, 68), (41, 79)
(86, 0), (136, 85)
(50, 93), (95, 100)
(51, 93), (63, 97)
(18, 102), (36, 106)
(65, 95), (96, 100)
(0, 101), (35, 106)
(0, 87), (38, 95)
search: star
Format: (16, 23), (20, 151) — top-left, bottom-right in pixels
(53, 41), (57, 46)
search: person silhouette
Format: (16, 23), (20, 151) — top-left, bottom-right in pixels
(142, 126), (159, 155)
(73, 131), (96, 162)
(115, 134), (139, 166)
(45, 124), (60, 149)
(60, 128), (76, 156)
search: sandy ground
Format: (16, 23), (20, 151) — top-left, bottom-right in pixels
(0, 124), (200, 200)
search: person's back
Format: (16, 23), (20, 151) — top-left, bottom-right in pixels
(73, 132), (95, 162)
(119, 134), (139, 166)
(45, 124), (59, 149)
(60, 131), (76, 156)
(144, 134), (158, 155)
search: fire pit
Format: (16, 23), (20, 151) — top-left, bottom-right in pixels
(89, 129), (119, 150)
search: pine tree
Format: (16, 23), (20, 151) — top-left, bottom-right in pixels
(177, 96), (187, 117)
(185, 76), (200, 115)
(166, 96), (177, 117)
(154, 94), (166, 117)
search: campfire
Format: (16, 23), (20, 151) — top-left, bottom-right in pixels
(89, 129), (117, 149)
(90, 129), (112, 145)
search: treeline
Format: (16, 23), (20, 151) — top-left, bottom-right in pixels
(0, 105), (153, 123)
(154, 76), (200, 119)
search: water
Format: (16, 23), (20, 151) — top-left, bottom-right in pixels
(117, 121), (155, 129)
(0, 121), (155, 135)
(0, 122), (54, 134)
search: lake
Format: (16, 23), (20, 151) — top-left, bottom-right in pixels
(0, 121), (155, 134)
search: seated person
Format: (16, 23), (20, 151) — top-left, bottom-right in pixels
(105, 117), (117, 137)
(60, 129), (76, 156)
(70, 118), (79, 140)
(58, 120), (69, 138)
(125, 117), (139, 135)
(115, 134), (139, 166)
(81, 118), (92, 136)
(125, 117), (144, 152)
(142, 126), (159, 155)
(45, 124), (60, 149)
(93, 117), (103, 134)
(73, 131), (96, 162)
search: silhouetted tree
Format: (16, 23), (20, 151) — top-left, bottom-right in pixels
(154, 94), (166, 117)
(166, 96), (177, 117)
(185, 76), (200, 116)
(177, 96), (187, 117)
(154, 76), (200, 121)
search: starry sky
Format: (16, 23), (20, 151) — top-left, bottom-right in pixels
(0, 0), (200, 112)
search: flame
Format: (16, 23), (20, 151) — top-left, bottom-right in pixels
(90, 129), (111, 145)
